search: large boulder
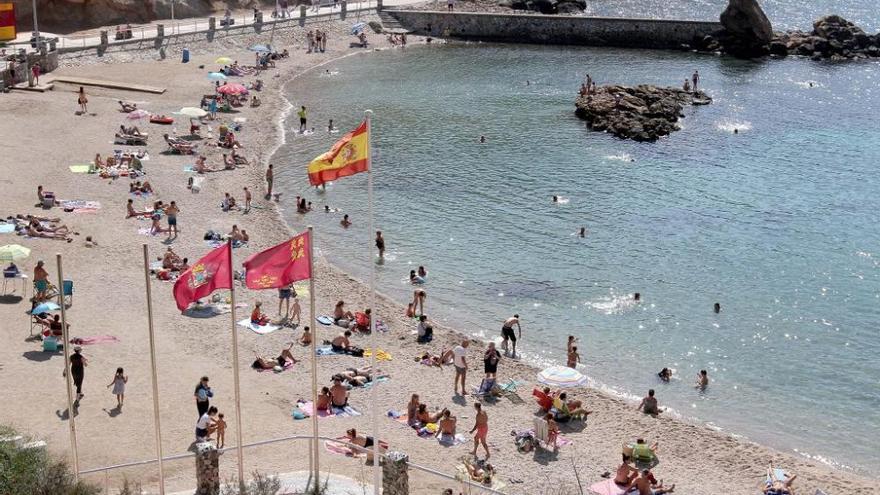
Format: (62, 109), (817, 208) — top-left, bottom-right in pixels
(720, 0), (773, 43)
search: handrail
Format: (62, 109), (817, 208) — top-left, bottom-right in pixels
(78, 433), (505, 494)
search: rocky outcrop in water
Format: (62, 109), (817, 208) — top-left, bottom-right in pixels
(497, 0), (585, 15)
(693, 1), (880, 61)
(771, 16), (880, 60)
(575, 85), (711, 142)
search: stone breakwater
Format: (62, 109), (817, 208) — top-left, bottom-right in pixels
(575, 85), (711, 142)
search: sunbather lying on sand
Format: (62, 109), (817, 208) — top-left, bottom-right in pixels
(251, 343), (297, 370)
(29, 219), (70, 234)
(764, 463), (796, 495)
(415, 349), (453, 367)
(335, 366), (387, 387)
(462, 457), (495, 485)
(27, 225), (71, 241)
(346, 428), (386, 463)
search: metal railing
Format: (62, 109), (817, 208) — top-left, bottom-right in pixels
(54, 2), (375, 53)
(78, 433), (506, 494)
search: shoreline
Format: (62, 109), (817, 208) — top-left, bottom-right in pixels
(0, 20), (874, 494)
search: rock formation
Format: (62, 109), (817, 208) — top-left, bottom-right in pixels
(717, 0), (772, 57)
(575, 85), (711, 142)
(497, 0), (585, 15)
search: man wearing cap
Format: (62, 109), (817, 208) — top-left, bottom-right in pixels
(70, 346), (87, 399)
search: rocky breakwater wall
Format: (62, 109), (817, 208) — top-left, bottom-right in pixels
(385, 10), (721, 49)
(575, 85), (711, 142)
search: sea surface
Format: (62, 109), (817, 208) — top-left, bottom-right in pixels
(272, 15), (880, 474)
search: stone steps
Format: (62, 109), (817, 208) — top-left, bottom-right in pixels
(378, 11), (408, 32)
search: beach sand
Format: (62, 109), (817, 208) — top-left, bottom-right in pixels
(0, 18), (875, 495)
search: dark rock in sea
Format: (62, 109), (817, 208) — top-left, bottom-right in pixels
(719, 0), (773, 56)
(501, 0), (584, 15)
(769, 15), (880, 59)
(368, 21), (384, 34)
(574, 85), (712, 142)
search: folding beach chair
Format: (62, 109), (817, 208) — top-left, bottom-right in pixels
(532, 417), (551, 449)
(472, 377), (497, 402)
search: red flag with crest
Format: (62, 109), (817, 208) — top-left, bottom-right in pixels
(173, 243), (233, 311)
(242, 231), (312, 289)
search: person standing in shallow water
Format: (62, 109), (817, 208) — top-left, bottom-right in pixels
(375, 231), (385, 259)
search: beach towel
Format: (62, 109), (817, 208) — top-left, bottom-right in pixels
(0, 224), (15, 234)
(60, 200), (101, 212)
(521, 428), (572, 448)
(376, 320), (389, 332)
(316, 315), (333, 326)
(183, 166), (196, 172)
(316, 346), (344, 356)
(454, 464), (506, 491)
(69, 335), (120, 345)
(137, 227), (159, 236)
(589, 479), (633, 495)
(297, 401), (333, 418)
(69, 165), (91, 173)
(297, 401), (360, 418)
(362, 348), (392, 361)
(438, 433), (468, 447)
(237, 318), (280, 335)
(359, 376), (389, 389)
(324, 437), (365, 458)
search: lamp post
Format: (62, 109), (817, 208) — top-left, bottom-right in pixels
(170, 0), (175, 35)
(31, 0), (40, 50)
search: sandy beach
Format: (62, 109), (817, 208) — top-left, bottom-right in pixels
(0, 15), (876, 495)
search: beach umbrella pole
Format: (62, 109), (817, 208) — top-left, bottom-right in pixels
(56, 253), (80, 478)
(365, 109), (380, 494)
(308, 226), (320, 490)
(227, 239), (246, 486)
(141, 245), (166, 494)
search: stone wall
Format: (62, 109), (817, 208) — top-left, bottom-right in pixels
(385, 10), (722, 49)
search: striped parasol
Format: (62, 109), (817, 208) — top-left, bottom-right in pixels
(0, 244), (31, 262)
(537, 365), (587, 388)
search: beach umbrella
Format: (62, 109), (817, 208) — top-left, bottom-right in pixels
(249, 44), (271, 53)
(30, 301), (61, 314)
(215, 56), (233, 65)
(126, 109), (151, 120)
(207, 72), (227, 81)
(177, 107), (208, 118)
(350, 22), (367, 35)
(216, 83), (248, 95)
(0, 244), (30, 262)
(537, 365), (588, 388)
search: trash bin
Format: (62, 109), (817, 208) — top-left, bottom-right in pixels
(182, 48), (190, 63)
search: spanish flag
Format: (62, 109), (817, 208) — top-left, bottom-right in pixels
(0, 3), (15, 42)
(307, 120), (369, 186)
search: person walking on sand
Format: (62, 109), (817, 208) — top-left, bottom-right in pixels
(69, 345), (88, 399)
(375, 231), (385, 259)
(165, 201), (179, 239)
(692, 70), (700, 92)
(106, 367), (128, 409)
(265, 164), (274, 199)
(470, 402), (489, 459)
(77, 87), (88, 114)
(243, 187), (252, 213)
(298, 106), (308, 133)
(453, 339), (469, 395)
(194, 376), (212, 417)
(500, 314), (522, 356)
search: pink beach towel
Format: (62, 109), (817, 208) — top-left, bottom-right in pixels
(297, 401), (335, 418)
(589, 479), (632, 495)
(324, 437), (365, 458)
(70, 335), (120, 345)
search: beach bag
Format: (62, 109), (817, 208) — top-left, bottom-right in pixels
(347, 346), (365, 357)
(203, 230), (216, 240)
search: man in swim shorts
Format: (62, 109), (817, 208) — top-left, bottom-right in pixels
(501, 314), (521, 356)
(469, 402), (489, 459)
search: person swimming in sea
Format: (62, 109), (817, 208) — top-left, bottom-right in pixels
(634, 292), (641, 302)
(328, 119), (337, 133)
(579, 227), (586, 238)
(658, 368), (672, 382)
(552, 195), (558, 203)
(696, 369), (709, 390)
(714, 302), (721, 313)
(409, 270), (425, 284)
(479, 135), (486, 143)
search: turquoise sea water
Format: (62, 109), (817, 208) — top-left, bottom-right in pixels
(273, 38), (880, 472)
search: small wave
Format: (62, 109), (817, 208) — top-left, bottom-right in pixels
(588, 293), (639, 315)
(793, 80), (821, 89)
(605, 153), (634, 162)
(716, 121), (752, 133)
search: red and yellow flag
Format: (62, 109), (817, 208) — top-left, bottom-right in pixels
(308, 120), (369, 186)
(0, 3), (15, 42)
(173, 243), (233, 311)
(242, 231), (311, 289)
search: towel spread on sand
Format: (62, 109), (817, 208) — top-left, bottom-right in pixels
(324, 437), (365, 458)
(60, 200), (101, 212)
(315, 346), (344, 356)
(296, 401), (361, 418)
(236, 318), (280, 335)
(137, 227), (159, 236)
(588, 479), (634, 495)
(69, 335), (120, 345)
(0, 224), (15, 234)
(362, 348), (392, 361)
(438, 433), (468, 447)
(316, 315), (333, 326)
(522, 429), (573, 447)
(69, 165), (92, 173)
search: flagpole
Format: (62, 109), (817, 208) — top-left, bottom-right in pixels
(307, 225), (320, 490)
(364, 109), (380, 494)
(142, 245), (166, 495)
(228, 240), (245, 486)
(56, 253), (79, 479)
